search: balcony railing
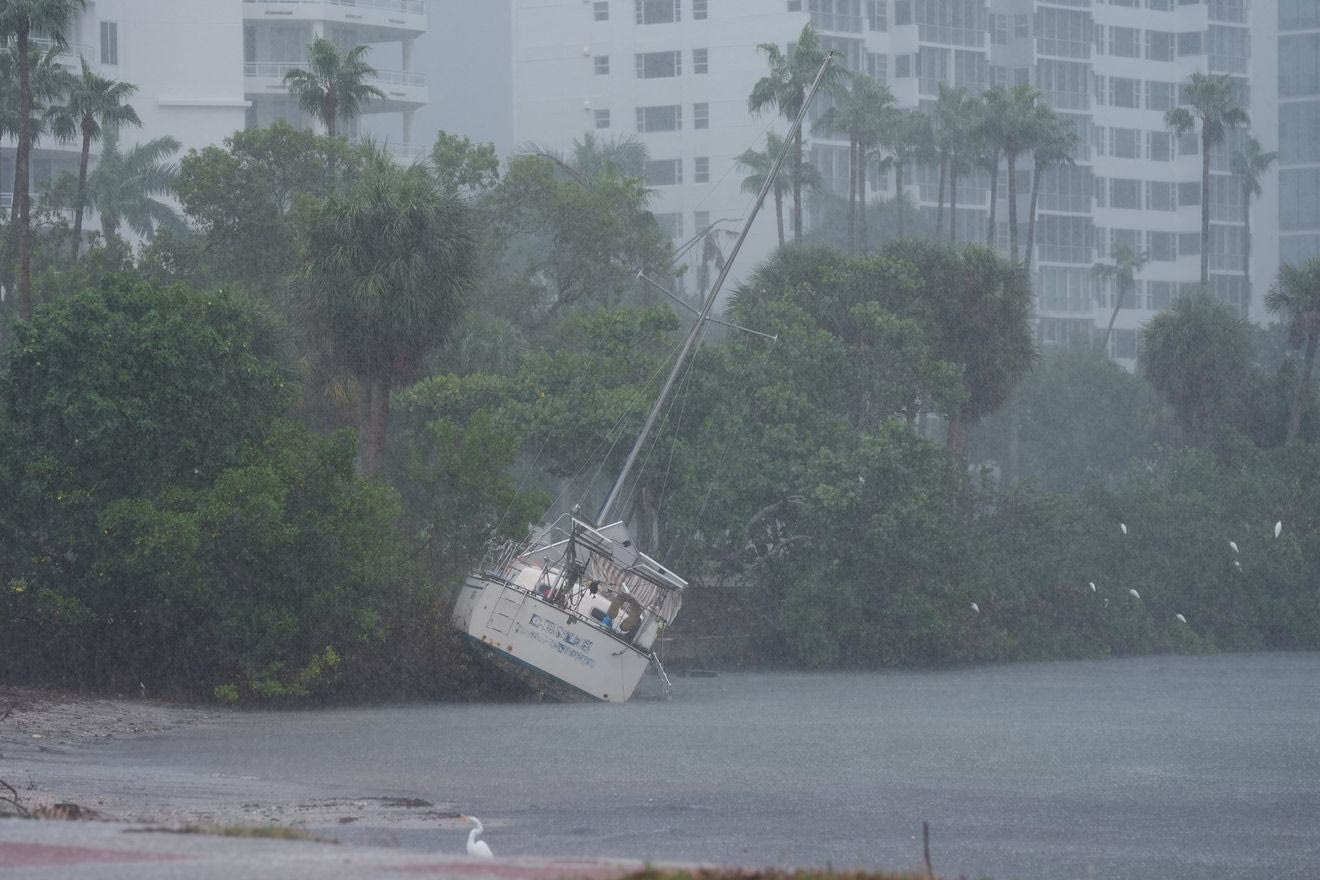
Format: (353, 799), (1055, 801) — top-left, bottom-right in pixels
(245, 60), (425, 87)
(3, 35), (94, 59)
(244, 0), (425, 14)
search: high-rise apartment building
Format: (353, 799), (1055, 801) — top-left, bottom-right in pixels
(1, 1), (428, 217)
(512, 0), (1274, 363)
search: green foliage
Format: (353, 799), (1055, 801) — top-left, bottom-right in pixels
(429, 129), (500, 197)
(0, 275), (406, 699)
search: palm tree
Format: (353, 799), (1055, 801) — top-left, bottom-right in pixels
(0, 44), (70, 227)
(813, 72), (895, 253)
(569, 131), (647, 180)
(1165, 72), (1249, 286)
(0, 0), (84, 319)
(748, 24), (843, 243)
(84, 131), (182, 241)
(1024, 107), (1079, 268)
(997, 84), (1044, 264)
(1092, 243), (1150, 355)
(882, 108), (933, 240)
(736, 132), (791, 247)
(48, 58), (140, 259)
(978, 85), (1010, 248)
(294, 147), (476, 477)
(933, 85), (979, 244)
(282, 37), (384, 138)
(1231, 136), (1278, 305)
(1266, 258), (1320, 442)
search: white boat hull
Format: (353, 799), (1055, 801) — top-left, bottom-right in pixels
(453, 573), (652, 703)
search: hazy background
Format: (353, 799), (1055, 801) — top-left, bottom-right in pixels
(411, 0), (513, 157)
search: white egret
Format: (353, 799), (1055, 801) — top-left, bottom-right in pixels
(1233, 559), (1242, 571)
(1175, 614), (1187, 624)
(1128, 589), (1141, 600)
(970, 602), (980, 614)
(1120, 523), (1127, 535)
(1089, 582), (1096, 593)
(1275, 521), (1283, 538)
(1229, 541), (1238, 554)
(462, 815), (493, 859)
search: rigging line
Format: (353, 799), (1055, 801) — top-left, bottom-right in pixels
(683, 113), (785, 217)
(615, 344), (699, 522)
(651, 341), (701, 523)
(565, 330), (691, 517)
(492, 426), (555, 536)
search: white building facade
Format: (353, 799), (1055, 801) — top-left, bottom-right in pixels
(512, 0), (1276, 364)
(1, 0), (428, 216)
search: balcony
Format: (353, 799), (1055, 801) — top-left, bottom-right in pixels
(245, 60), (427, 109)
(3, 35), (94, 64)
(242, 0), (425, 38)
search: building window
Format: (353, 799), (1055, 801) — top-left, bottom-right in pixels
(100, 21), (119, 65)
(1111, 128), (1139, 159)
(636, 51), (681, 78)
(788, 0), (802, 10)
(1109, 77), (1139, 108)
(1177, 31), (1203, 56)
(1109, 26), (1140, 58)
(594, 1), (610, 21)
(1146, 80), (1175, 111)
(1148, 280), (1174, 310)
(1178, 132), (1199, 156)
(636, 105), (682, 132)
(867, 51), (886, 82)
(594, 108), (612, 129)
(1148, 230), (1176, 259)
(694, 156), (710, 183)
(1178, 181), (1201, 207)
(1114, 329), (1138, 360)
(693, 102), (709, 129)
(1147, 181), (1176, 211)
(693, 48), (708, 74)
(636, 0), (680, 24)
(1148, 0), (1173, 10)
(693, 0), (708, 19)
(894, 1), (911, 26)
(1179, 232), (1201, 255)
(1014, 13), (1029, 38)
(1148, 131), (1173, 161)
(868, 0), (886, 30)
(1110, 178), (1142, 209)
(1146, 31), (1175, 61)
(595, 55), (610, 75)
(895, 54), (911, 78)
(646, 158), (683, 186)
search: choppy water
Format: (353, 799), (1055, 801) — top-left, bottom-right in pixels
(110, 654), (1320, 879)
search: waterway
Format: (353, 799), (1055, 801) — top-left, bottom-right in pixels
(99, 653), (1320, 879)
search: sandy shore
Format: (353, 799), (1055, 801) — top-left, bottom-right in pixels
(0, 687), (469, 836)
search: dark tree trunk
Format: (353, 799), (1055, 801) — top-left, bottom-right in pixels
(1102, 279), (1130, 355)
(792, 128), (804, 242)
(71, 120), (93, 261)
(1287, 329), (1320, 443)
(1241, 181), (1251, 313)
(17, 24), (34, 321)
(360, 373), (390, 478)
(848, 133), (858, 254)
(1201, 128), (1211, 287)
(986, 151), (999, 247)
(1024, 157), (1044, 269)
(935, 150), (947, 236)
(1006, 149), (1019, 265)
(949, 163), (958, 244)
(858, 147), (868, 252)
(895, 158), (906, 238)
(774, 187), (785, 247)
(946, 407), (969, 456)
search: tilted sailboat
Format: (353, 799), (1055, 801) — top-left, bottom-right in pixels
(451, 55), (835, 702)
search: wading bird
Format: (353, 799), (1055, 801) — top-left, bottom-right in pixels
(1175, 614), (1187, 624)
(1128, 589), (1141, 600)
(1120, 523), (1128, 535)
(462, 815), (493, 858)
(1275, 521), (1283, 538)
(970, 602), (980, 614)
(1229, 541), (1238, 554)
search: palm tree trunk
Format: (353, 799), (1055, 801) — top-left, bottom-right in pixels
(949, 163), (958, 244)
(17, 24), (34, 321)
(895, 158), (905, 238)
(848, 134), (858, 254)
(774, 187), (785, 247)
(71, 126), (93, 261)
(1102, 280), (1129, 355)
(1006, 149), (1019, 265)
(936, 150), (947, 236)
(946, 407), (968, 455)
(361, 373), (390, 478)
(1241, 183), (1251, 312)
(1024, 158), (1044, 269)
(792, 128), (804, 242)
(986, 151), (999, 247)
(1200, 129), (1211, 287)
(858, 149), (868, 252)
(1287, 329), (1319, 443)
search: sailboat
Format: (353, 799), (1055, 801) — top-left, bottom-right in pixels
(451, 55), (835, 702)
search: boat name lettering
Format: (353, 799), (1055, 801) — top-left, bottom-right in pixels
(528, 613), (594, 653)
(516, 619), (597, 668)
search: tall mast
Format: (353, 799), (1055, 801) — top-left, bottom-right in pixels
(596, 53), (835, 525)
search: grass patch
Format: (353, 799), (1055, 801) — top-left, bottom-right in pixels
(127, 824), (329, 842)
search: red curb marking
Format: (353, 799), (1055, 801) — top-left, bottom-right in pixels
(391, 861), (633, 878)
(0, 841), (187, 867)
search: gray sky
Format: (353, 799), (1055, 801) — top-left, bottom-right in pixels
(411, 0), (513, 158)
